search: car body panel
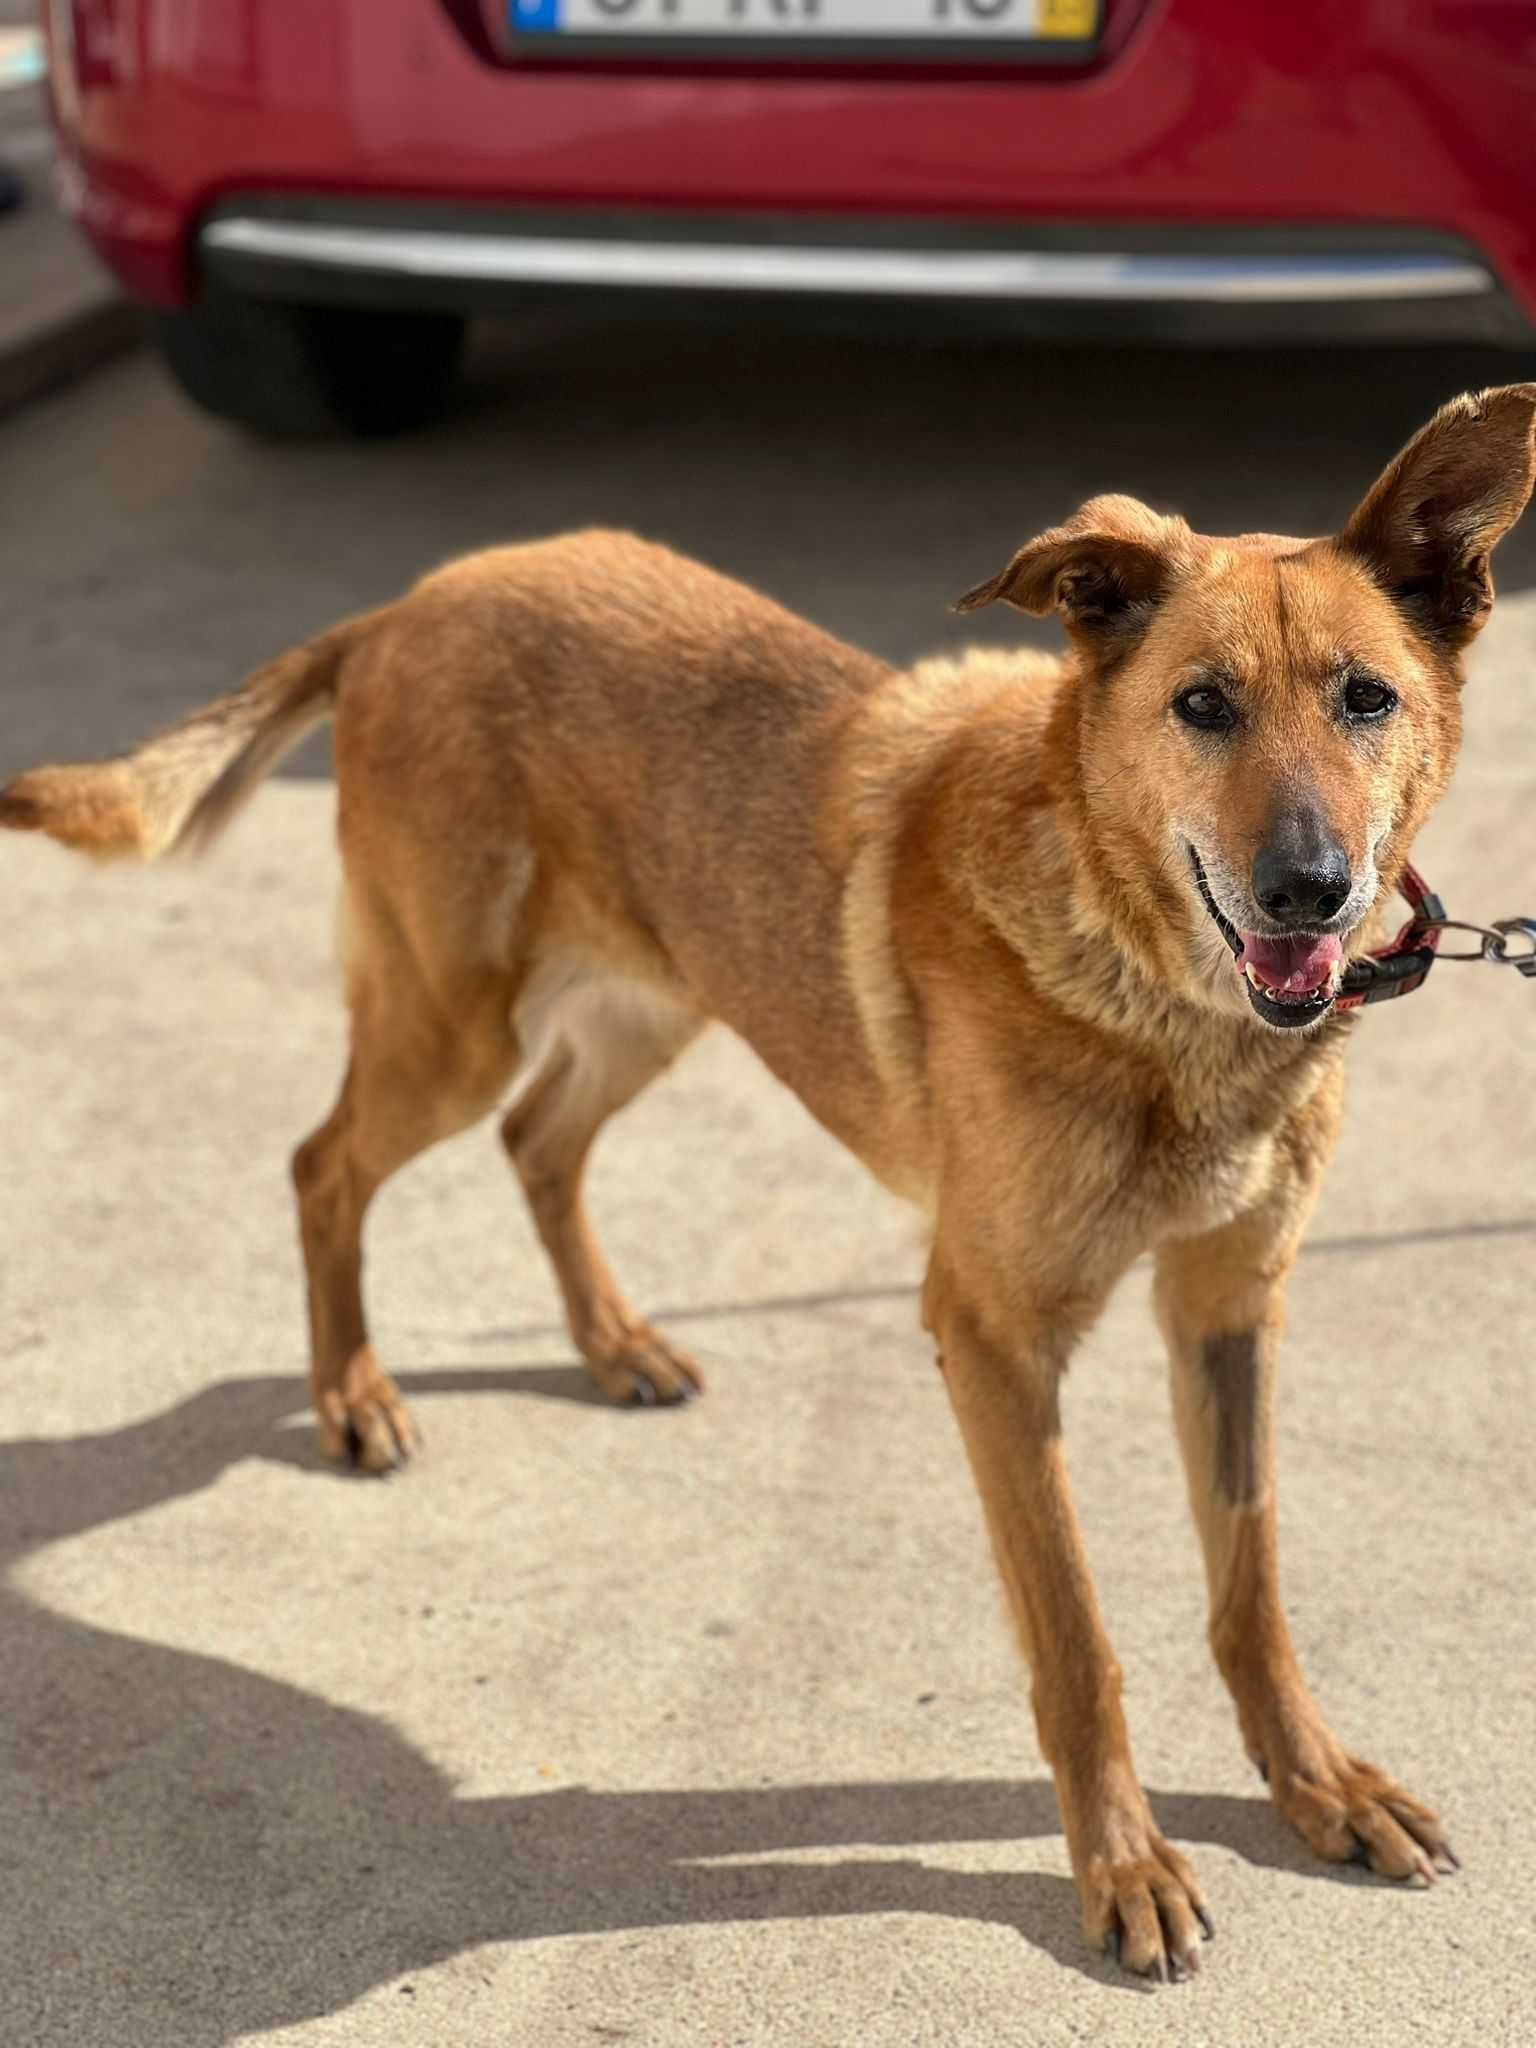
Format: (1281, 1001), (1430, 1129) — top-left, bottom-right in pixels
(42, 0), (1536, 329)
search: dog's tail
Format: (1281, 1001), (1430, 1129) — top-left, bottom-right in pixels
(0, 607), (390, 863)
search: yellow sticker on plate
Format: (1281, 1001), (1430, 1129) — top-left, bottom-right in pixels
(1037, 0), (1098, 36)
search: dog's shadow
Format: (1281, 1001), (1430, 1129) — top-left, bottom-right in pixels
(1, 1363), (1351, 2043)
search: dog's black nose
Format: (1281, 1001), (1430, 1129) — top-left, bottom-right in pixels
(1252, 814), (1351, 926)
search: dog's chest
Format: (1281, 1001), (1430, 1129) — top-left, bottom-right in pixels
(1088, 1015), (1340, 1250)
(1133, 1112), (1281, 1245)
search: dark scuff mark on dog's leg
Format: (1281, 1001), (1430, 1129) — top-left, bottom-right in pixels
(1201, 1329), (1261, 1505)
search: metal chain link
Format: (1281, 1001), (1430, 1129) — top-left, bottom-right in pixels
(1420, 915), (1536, 974)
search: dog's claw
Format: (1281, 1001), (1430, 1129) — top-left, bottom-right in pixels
(346, 1427), (409, 1475)
(345, 1417), (417, 1471)
(1090, 1824), (1205, 1985)
(591, 1326), (703, 1407)
(318, 1346), (418, 1473)
(1265, 1747), (1451, 1890)
(1436, 1843), (1461, 1874)
(1196, 1904), (1216, 1942)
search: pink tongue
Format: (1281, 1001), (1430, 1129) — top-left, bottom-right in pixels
(1238, 931), (1343, 995)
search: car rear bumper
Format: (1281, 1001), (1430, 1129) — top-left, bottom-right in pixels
(197, 203), (1523, 345)
(42, 0), (1536, 335)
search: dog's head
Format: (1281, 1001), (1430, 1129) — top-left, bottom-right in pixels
(957, 385), (1536, 1031)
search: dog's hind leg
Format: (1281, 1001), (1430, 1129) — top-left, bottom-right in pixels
(501, 957), (706, 1406)
(1154, 1165), (1456, 1885)
(292, 893), (521, 1472)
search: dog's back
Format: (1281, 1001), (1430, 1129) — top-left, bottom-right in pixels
(328, 533), (907, 1155)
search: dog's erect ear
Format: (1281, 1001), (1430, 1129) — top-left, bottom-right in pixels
(1338, 383), (1536, 649)
(954, 494), (1183, 639)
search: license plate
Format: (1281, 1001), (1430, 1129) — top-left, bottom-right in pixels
(507, 0), (1099, 59)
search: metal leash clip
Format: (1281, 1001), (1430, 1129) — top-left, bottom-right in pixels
(1422, 915), (1536, 977)
(1335, 873), (1532, 1009)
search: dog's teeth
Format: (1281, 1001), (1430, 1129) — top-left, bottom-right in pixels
(1243, 961), (1334, 1008)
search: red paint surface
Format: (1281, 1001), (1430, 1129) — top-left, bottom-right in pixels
(41, 0), (1536, 316)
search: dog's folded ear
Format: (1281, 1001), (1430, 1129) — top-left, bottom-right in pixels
(1337, 382), (1536, 649)
(954, 494), (1183, 640)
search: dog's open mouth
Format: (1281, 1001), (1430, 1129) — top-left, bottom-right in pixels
(1189, 849), (1343, 1029)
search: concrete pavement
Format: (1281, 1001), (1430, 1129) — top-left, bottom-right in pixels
(2, 335), (1535, 2045)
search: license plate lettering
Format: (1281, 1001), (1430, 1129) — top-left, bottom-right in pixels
(932, 0), (1021, 17)
(512, 0), (1096, 41)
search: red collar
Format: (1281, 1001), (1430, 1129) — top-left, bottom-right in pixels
(1335, 865), (1444, 1010)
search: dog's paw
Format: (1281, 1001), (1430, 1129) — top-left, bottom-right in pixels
(1078, 1812), (1213, 1982)
(316, 1343), (419, 1474)
(1265, 1745), (1457, 1884)
(586, 1323), (703, 1407)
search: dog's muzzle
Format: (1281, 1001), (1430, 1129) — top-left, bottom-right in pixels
(1188, 848), (1344, 1030)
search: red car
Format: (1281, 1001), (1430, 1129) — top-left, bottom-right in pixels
(46, 0), (1536, 436)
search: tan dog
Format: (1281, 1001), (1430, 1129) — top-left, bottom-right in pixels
(5, 386), (1531, 1982)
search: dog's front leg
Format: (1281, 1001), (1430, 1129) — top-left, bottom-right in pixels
(926, 1260), (1212, 1981)
(1154, 1205), (1456, 1884)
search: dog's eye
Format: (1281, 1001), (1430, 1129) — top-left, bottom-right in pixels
(1342, 674), (1397, 721)
(1173, 685), (1234, 732)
